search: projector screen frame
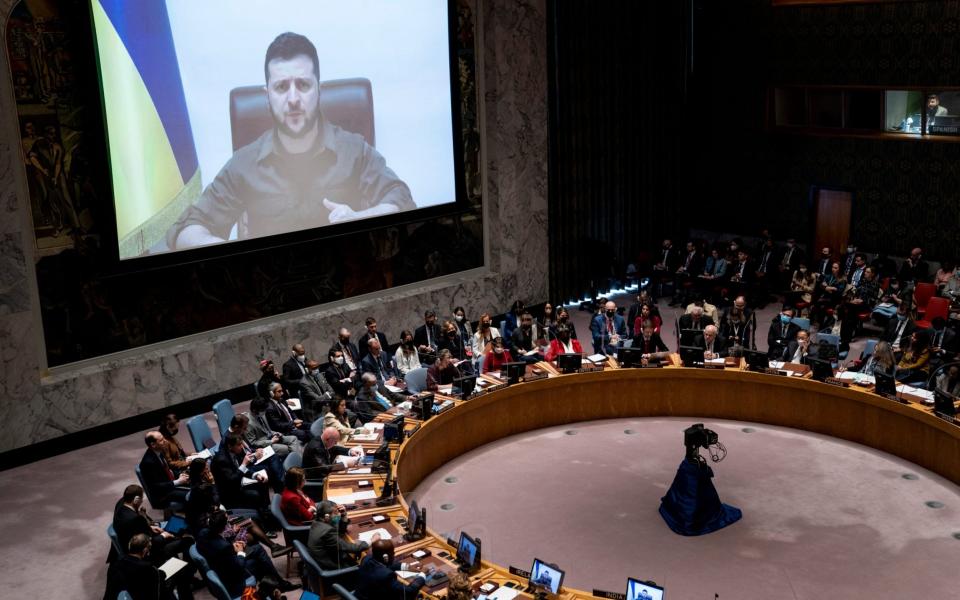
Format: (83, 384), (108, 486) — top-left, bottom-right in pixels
(88, 0), (472, 274)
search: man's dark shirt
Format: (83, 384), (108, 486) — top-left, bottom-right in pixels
(167, 116), (413, 247)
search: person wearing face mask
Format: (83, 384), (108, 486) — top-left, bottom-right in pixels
(872, 277), (907, 325)
(324, 348), (357, 399)
(482, 336), (514, 374)
(786, 262), (817, 315)
(355, 538), (427, 600)
(472, 312), (501, 357)
(452, 305), (473, 342)
(281, 343), (309, 397)
(545, 324), (584, 362)
(767, 307), (800, 359)
(437, 320), (475, 373)
(540, 303), (557, 331)
(329, 328), (360, 373)
(840, 244), (858, 280)
(394, 329), (421, 375)
(784, 329), (817, 364)
(591, 300), (627, 355)
(413, 310), (442, 358)
(511, 311), (545, 363)
(298, 359), (337, 422)
(880, 301), (916, 355)
(306, 501), (370, 578)
(815, 247), (833, 278)
(550, 306), (579, 340)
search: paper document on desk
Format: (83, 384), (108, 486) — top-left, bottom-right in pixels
(241, 477), (258, 486)
(286, 397), (302, 411)
(187, 448), (212, 461)
(351, 432), (380, 442)
(353, 490), (378, 500)
(358, 528), (392, 544)
(769, 360), (785, 369)
(837, 371), (874, 385)
(384, 384), (404, 393)
(255, 445), (275, 464)
(476, 378), (490, 387)
(397, 570), (422, 579)
(334, 455), (360, 468)
(438, 384), (454, 393)
(587, 354), (608, 363)
(705, 358), (726, 365)
(523, 349), (539, 356)
(488, 588), (520, 600)
(900, 385), (936, 403)
(365, 422), (385, 430)
(159, 557), (188, 579)
(487, 371), (502, 379)
(348, 467), (372, 474)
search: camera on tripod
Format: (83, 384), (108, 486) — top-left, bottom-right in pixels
(684, 423), (724, 464)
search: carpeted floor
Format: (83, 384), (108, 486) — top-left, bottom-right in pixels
(410, 417), (960, 599)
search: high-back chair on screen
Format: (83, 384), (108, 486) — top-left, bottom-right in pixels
(212, 399), (234, 439)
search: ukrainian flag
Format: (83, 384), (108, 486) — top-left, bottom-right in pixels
(92, 0), (200, 257)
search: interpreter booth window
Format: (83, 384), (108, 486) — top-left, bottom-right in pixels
(924, 91), (960, 135)
(885, 90), (923, 134)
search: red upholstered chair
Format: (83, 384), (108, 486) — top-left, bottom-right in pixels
(914, 296), (950, 329)
(229, 78), (375, 152)
(913, 282), (937, 318)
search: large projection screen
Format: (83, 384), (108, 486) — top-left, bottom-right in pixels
(90, 0), (459, 260)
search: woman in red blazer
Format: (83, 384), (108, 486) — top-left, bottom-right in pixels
(482, 337), (514, 373)
(279, 467), (316, 526)
(633, 303), (662, 335)
(545, 325), (584, 362)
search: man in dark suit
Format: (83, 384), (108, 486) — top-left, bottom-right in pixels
(281, 343), (308, 397)
(678, 306), (714, 331)
(210, 433), (272, 513)
(354, 538), (427, 600)
(702, 325), (727, 359)
(306, 501), (369, 574)
(302, 426), (362, 480)
(413, 310), (442, 357)
(265, 381), (311, 442)
(728, 250), (755, 299)
(590, 300), (627, 354)
(299, 359), (336, 422)
(930, 317), (958, 360)
(631, 319), (669, 355)
(814, 247), (833, 279)
(351, 373), (394, 424)
(767, 307), (801, 359)
(357, 317), (389, 360)
(196, 511), (295, 597)
(510, 311), (545, 363)
(330, 328), (362, 374)
(784, 329), (818, 364)
(104, 533), (187, 600)
(112, 485), (192, 563)
(897, 247), (929, 286)
(881, 303), (917, 354)
(777, 238), (805, 287)
(671, 241), (703, 306)
(139, 431), (190, 507)
(840, 246), (859, 280)
(360, 338), (402, 387)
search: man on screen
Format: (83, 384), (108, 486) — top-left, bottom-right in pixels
(167, 32), (414, 250)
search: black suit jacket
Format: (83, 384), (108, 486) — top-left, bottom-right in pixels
(139, 449), (177, 504)
(324, 362), (356, 398)
(701, 334), (728, 358)
(302, 440), (350, 479)
(413, 323), (442, 351)
(265, 397), (298, 434)
(677, 314), (715, 331)
(281, 356), (308, 396)
(351, 387), (389, 424)
(437, 333), (471, 361)
(360, 351), (398, 384)
(306, 519), (368, 571)
(104, 555), (168, 600)
(767, 320), (801, 358)
(357, 331), (390, 360)
(630, 333), (669, 354)
(113, 504), (153, 557)
(784, 340), (818, 363)
(210, 444), (252, 508)
(355, 555), (426, 600)
(654, 245), (681, 271)
(677, 251), (703, 275)
(196, 527), (249, 598)
(330, 340), (361, 371)
(881, 318), (917, 348)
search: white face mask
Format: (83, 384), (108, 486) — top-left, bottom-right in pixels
(455, 315), (463, 322)
(296, 354), (305, 363)
(494, 348), (503, 354)
(334, 357), (344, 365)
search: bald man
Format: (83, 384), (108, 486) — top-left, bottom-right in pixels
(299, 358), (336, 422)
(590, 301), (627, 355)
(355, 538), (427, 600)
(281, 343), (309, 396)
(138, 431), (190, 506)
(302, 426), (363, 481)
(897, 247), (928, 286)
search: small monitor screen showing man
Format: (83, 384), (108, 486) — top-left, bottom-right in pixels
(626, 578), (665, 600)
(529, 559), (564, 594)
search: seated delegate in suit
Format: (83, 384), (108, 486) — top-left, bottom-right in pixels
(196, 511), (296, 597)
(330, 328), (362, 374)
(511, 311), (546, 363)
(702, 325), (726, 360)
(852, 340), (896, 377)
(104, 533), (182, 600)
(502, 300), (525, 347)
(307, 500), (371, 578)
(631, 319), (670, 360)
(784, 329), (816, 364)
(545, 325), (584, 362)
(139, 431), (190, 507)
(685, 298), (719, 326)
(157, 413), (206, 475)
(299, 359), (337, 422)
(413, 310), (442, 358)
(591, 300), (627, 355)
(110, 485), (193, 584)
(838, 264), (881, 352)
(357, 316), (390, 361)
(427, 349), (461, 391)
(437, 320), (475, 370)
(472, 313), (501, 357)
(355, 538), (427, 600)
(352, 372), (393, 424)
(281, 344), (308, 397)
(767, 307), (800, 359)
(323, 396), (367, 443)
(324, 347), (357, 400)
(880, 302), (916, 355)
(302, 427), (363, 481)
(719, 307), (749, 354)
(211, 433), (272, 514)
(394, 329), (422, 375)
(361, 338), (402, 386)
(677, 305), (714, 331)
(482, 337), (514, 374)
(929, 317), (958, 362)
(279, 467), (316, 526)
(243, 401), (302, 458)
(265, 381), (311, 443)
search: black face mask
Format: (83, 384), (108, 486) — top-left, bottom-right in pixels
(446, 331), (456, 338)
(606, 310), (616, 317)
(339, 337), (350, 344)
(403, 340), (414, 348)
(559, 334), (570, 342)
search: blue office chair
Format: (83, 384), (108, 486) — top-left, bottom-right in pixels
(107, 523), (124, 558)
(190, 544), (254, 600)
(117, 592), (133, 600)
(212, 399), (235, 439)
(283, 452), (324, 495)
(186, 415), (217, 454)
(404, 367), (429, 393)
(860, 339), (878, 361)
(791, 317), (811, 331)
(270, 494), (308, 576)
(294, 539), (359, 595)
(309, 417), (325, 439)
(332, 583), (360, 600)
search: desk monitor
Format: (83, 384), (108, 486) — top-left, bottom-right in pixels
(456, 531), (481, 573)
(557, 353), (582, 374)
(679, 328), (705, 347)
(417, 393), (435, 421)
(874, 370), (897, 398)
(384, 413), (405, 442)
(529, 559), (564, 594)
(372, 441), (390, 471)
(408, 499), (419, 533)
(454, 375), (477, 399)
(934, 389), (957, 418)
(502, 362), (527, 384)
(805, 356), (834, 382)
(743, 349), (769, 372)
(618, 346), (645, 368)
(626, 578), (665, 600)
(678, 345), (704, 368)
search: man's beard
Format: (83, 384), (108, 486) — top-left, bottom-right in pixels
(271, 104), (320, 139)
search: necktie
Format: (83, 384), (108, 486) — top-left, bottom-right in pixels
(427, 327), (433, 347)
(935, 330), (944, 347)
(685, 253), (692, 268)
(607, 317), (614, 334)
(663, 249), (669, 264)
(276, 400), (292, 421)
(740, 261), (746, 276)
(160, 453), (174, 481)
(760, 253), (768, 271)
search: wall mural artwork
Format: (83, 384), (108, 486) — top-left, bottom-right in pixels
(7, 0), (98, 255)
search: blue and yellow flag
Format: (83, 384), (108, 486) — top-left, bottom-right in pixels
(92, 0), (200, 257)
